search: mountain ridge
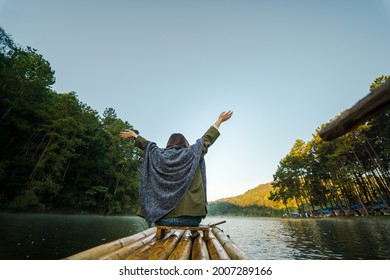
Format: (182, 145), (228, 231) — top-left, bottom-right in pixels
(214, 182), (277, 208)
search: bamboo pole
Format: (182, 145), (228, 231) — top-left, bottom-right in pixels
(99, 234), (155, 260)
(124, 230), (172, 260)
(127, 230), (184, 260)
(319, 79), (390, 141)
(64, 227), (156, 260)
(191, 231), (210, 260)
(212, 227), (252, 260)
(207, 231), (230, 260)
(167, 230), (193, 260)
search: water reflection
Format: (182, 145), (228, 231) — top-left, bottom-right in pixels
(204, 217), (390, 260)
(0, 214), (148, 260)
(1, 214), (389, 259)
(280, 219), (390, 259)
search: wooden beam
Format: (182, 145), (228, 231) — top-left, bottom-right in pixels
(319, 79), (390, 141)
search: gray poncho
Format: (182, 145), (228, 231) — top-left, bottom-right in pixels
(139, 139), (206, 226)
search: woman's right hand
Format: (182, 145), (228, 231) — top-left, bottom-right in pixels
(214, 111), (233, 128)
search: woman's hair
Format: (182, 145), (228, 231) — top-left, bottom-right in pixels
(166, 133), (189, 148)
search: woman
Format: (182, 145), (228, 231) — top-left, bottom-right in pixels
(120, 111), (233, 227)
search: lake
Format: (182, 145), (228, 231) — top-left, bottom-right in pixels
(0, 213), (389, 260)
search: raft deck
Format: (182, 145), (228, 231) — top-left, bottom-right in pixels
(65, 223), (252, 260)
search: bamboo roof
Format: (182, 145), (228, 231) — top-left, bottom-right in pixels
(319, 79), (390, 141)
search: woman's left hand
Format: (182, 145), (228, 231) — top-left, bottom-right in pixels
(120, 130), (138, 139)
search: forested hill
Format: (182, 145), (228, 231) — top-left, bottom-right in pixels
(222, 182), (275, 207)
(0, 27), (142, 214)
(208, 183), (291, 217)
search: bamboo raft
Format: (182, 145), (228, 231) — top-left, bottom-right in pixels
(64, 221), (252, 260)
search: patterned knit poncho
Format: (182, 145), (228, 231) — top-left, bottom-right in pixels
(139, 139), (206, 227)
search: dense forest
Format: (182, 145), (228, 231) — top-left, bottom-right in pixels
(1, 27), (389, 217)
(0, 27), (143, 214)
(270, 76), (390, 216)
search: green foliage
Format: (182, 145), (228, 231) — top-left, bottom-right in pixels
(0, 27), (142, 214)
(271, 76), (390, 216)
(208, 183), (294, 217)
(370, 75), (390, 91)
(208, 201), (286, 217)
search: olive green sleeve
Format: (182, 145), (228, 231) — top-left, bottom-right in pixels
(134, 135), (148, 150)
(201, 126), (220, 155)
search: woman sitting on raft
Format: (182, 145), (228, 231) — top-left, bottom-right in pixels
(120, 111), (233, 227)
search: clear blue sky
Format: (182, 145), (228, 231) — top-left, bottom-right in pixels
(1, 0), (389, 201)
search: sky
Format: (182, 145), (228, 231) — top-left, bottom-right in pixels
(1, 0), (389, 201)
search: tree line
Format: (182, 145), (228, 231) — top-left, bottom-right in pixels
(208, 201), (285, 217)
(270, 76), (390, 216)
(2, 26), (388, 217)
(0, 27), (143, 214)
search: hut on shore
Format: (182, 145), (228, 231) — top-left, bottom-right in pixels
(65, 223), (252, 260)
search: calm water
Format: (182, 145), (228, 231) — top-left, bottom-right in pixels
(0, 214), (389, 260)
